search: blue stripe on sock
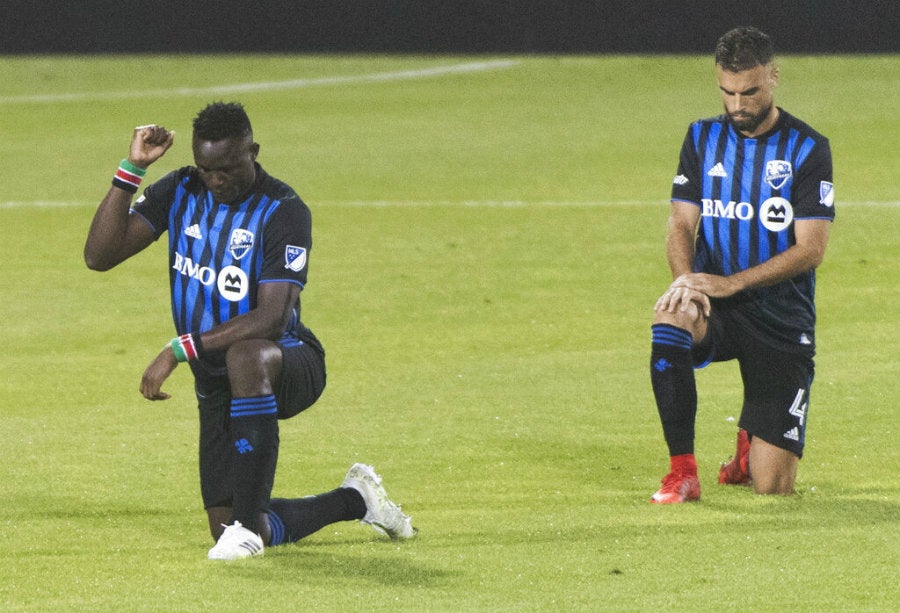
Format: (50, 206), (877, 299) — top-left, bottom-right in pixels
(231, 408), (279, 417)
(231, 396), (277, 407)
(651, 324), (693, 350)
(230, 395), (278, 418)
(268, 511), (285, 546)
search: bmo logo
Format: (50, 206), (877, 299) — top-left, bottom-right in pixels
(700, 197), (794, 233)
(173, 254), (249, 302)
(759, 197), (793, 233)
(216, 265), (249, 302)
(701, 199), (754, 220)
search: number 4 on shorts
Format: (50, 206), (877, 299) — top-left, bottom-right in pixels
(788, 388), (807, 426)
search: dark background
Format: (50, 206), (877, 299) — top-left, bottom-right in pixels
(3, 0), (899, 54)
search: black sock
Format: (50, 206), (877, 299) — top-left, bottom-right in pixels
(650, 324), (697, 456)
(269, 488), (367, 545)
(229, 395), (279, 533)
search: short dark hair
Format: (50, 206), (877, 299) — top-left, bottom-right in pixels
(192, 101), (253, 141)
(715, 27), (775, 72)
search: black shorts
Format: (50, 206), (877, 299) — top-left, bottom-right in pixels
(194, 339), (326, 508)
(692, 309), (814, 457)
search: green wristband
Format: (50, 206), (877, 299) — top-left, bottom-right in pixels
(120, 158), (147, 177)
(170, 338), (188, 363)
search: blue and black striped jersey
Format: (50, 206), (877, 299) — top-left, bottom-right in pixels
(670, 108), (834, 351)
(131, 164), (316, 368)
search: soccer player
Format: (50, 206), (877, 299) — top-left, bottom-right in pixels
(85, 102), (416, 558)
(649, 27), (835, 503)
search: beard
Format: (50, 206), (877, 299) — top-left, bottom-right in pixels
(726, 102), (774, 134)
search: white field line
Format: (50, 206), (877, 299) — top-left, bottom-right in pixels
(0, 60), (521, 104)
(324, 200), (900, 208)
(2, 199), (897, 210)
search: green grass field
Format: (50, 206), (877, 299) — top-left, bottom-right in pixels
(1, 54), (899, 612)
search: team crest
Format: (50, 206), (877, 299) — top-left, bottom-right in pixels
(228, 229), (255, 260)
(765, 160), (792, 190)
(285, 245), (307, 272)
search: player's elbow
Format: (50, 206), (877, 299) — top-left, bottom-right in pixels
(263, 318), (290, 341)
(83, 248), (116, 271)
(805, 244), (827, 269)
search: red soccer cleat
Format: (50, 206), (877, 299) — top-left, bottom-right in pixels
(651, 471), (701, 504)
(718, 428), (751, 485)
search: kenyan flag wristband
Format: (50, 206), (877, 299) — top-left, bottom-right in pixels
(170, 333), (202, 363)
(112, 158), (147, 194)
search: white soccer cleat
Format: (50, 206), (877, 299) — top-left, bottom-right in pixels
(207, 521), (264, 560)
(342, 463), (417, 540)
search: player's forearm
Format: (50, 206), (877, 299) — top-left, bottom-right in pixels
(728, 243), (823, 292)
(194, 311), (288, 356)
(665, 203), (700, 280)
(727, 219), (829, 292)
(83, 186), (134, 270)
(666, 228), (696, 280)
(194, 284), (298, 353)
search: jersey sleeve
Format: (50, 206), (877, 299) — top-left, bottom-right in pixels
(792, 137), (835, 220)
(261, 194), (312, 288)
(670, 123), (702, 205)
(130, 169), (186, 239)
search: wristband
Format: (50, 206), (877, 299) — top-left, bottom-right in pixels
(169, 333), (202, 363)
(112, 158), (147, 194)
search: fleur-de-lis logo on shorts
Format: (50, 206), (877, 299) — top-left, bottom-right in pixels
(235, 438), (254, 454)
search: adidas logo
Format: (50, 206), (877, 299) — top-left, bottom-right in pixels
(673, 174), (689, 186)
(185, 224), (203, 240)
(783, 427), (800, 441)
(706, 162), (728, 178)
(238, 538), (263, 556)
